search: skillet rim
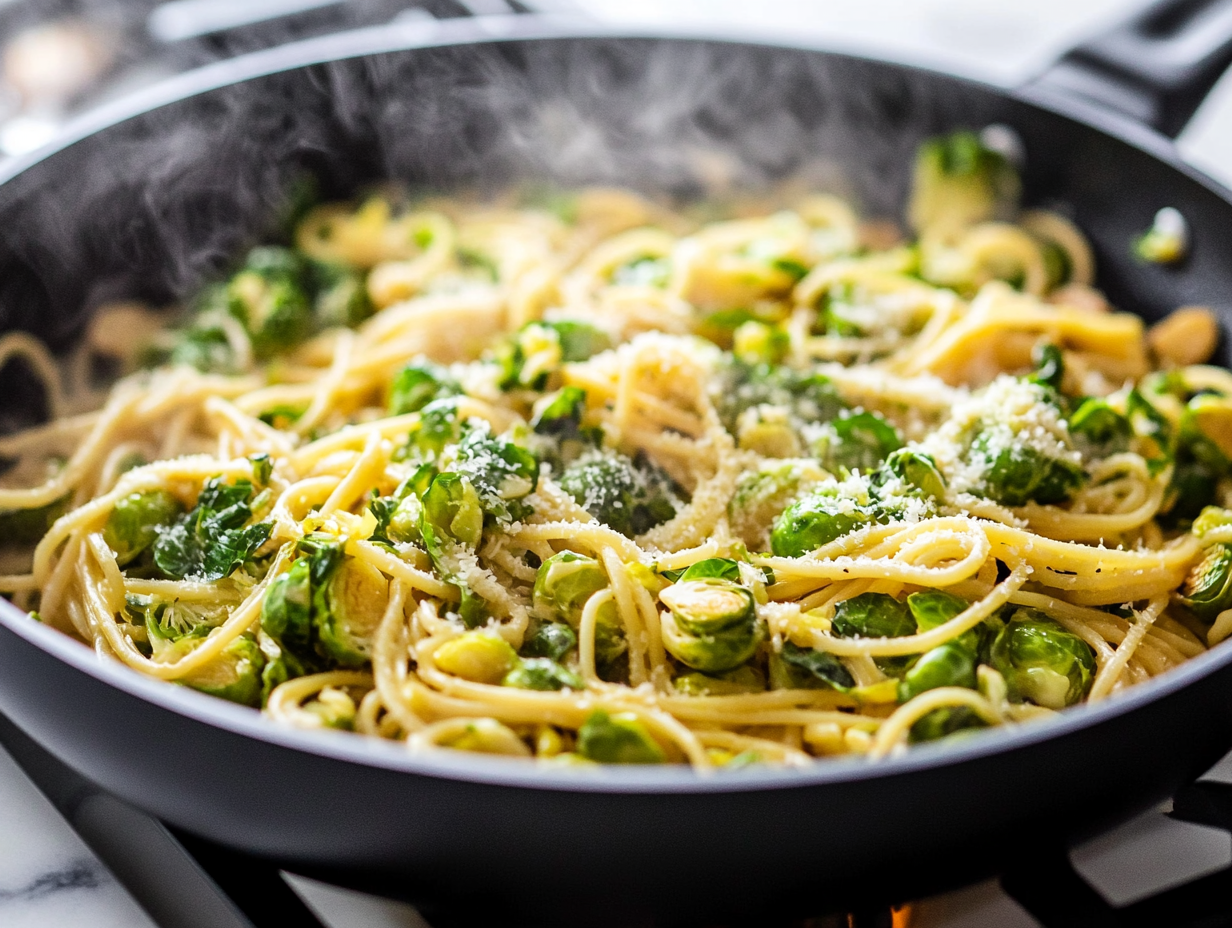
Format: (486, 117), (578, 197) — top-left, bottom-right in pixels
(1, 13), (1231, 795)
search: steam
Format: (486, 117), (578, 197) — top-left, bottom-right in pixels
(0, 31), (1000, 349)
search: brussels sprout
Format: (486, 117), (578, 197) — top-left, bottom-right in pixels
(368, 491), (422, 546)
(434, 631), (520, 684)
(420, 473), (484, 553)
(770, 490), (880, 558)
(533, 552), (608, 625)
(908, 707), (988, 744)
(451, 424), (539, 523)
(1069, 398), (1132, 455)
(898, 641), (978, 703)
(104, 490), (184, 566)
(1181, 543), (1232, 621)
(224, 247), (314, 358)
(399, 397), (462, 461)
(389, 361), (461, 416)
(303, 687), (358, 731)
(557, 452), (677, 538)
(315, 556), (389, 667)
(732, 321), (790, 365)
(438, 718), (529, 755)
(310, 260), (373, 328)
(531, 386), (587, 438)
(0, 493), (70, 549)
(181, 636), (265, 707)
(260, 558), (314, 655)
(1167, 395), (1232, 522)
(907, 590), (982, 653)
(832, 592), (916, 640)
(1193, 507), (1232, 540)
(497, 321), (612, 390)
(576, 710), (666, 764)
(520, 619), (578, 661)
(659, 579), (763, 673)
(877, 449), (946, 500)
(908, 129), (1020, 233)
(503, 657), (584, 691)
(714, 360), (845, 436)
(165, 324), (235, 374)
(675, 665), (765, 696)
(990, 608), (1096, 709)
(257, 630), (303, 704)
(967, 430), (1086, 507)
(728, 460), (826, 552)
(769, 641), (855, 691)
(814, 411), (903, 476)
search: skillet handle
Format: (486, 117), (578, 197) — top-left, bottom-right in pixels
(1034, 0), (1232, 138)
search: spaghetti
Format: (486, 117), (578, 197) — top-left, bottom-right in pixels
(0, 129), (1228, 770)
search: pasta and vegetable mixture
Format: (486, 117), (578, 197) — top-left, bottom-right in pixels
(1, 130), (1229, 769)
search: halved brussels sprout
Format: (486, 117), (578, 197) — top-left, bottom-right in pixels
(770, 491), (879, 558)
(576, 710), (666, 764)
(533, 552), (608, 625)
(557, 452), (677, 538)
(314, 556), (390, 668)
(104, 489), (184, 566)
(181, 636), (265, 707)
(732, 321), (790, 365)
(1068, 398), (1131, 455)
(908, 129), (1020, 233)
(1182, 543), (1232, 622)
(420, 473), (484, 552)
(434, 631), (520, 684)
(438, 718), (529, 755)
(659, 579), (763, 673)
(814, 411), (903, 476)
(908, 707), (988, 744)
(967, 429), (1086, 507)
(260, 558), (313, 654)
(389, 360), (461, 416)
(878, 449), (946, 500)
(907, 590), (982, 653)
(990, 608), (1096, 709)
(831, 592), (915, 640)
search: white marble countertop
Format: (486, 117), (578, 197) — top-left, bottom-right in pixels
(7, 2), (1232, 926)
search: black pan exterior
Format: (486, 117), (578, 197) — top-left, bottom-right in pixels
(1, 19), (1232, 924)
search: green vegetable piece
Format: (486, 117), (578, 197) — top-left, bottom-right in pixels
(990, 608), (1096, 709)
(389, 361), (461, 416)
(503, 657), (584, 691)
(166, 324), (234, 374)
(532, 386), (587, 437)
(310, 260), (373, 328)
(182, 636), (265, 707)
(497, 321), (612, 391)
(398, 397), (460, 461)
(152, 477), (271, 581)
(551, 321), (612, 362)
(659, 578), (762, 673)
(434, 631), (519, 684)
(674, 665), (765, 696)
(257, 630), (303, 704)
(715, 360), (845, 436)
(451, 423), (539, 523)
(104, 490), (183, 566)
(770, 641), (855, 691)
(1181, 543), (1232, 622)
(1027, 343), (1065, 393)
(520, 619), (578, 661)
(369, 490), (422, 546)
(226, 246), (314, 357)
(908, 706), (988, 744)
(576, 709), (666, 764)
(315, 556), (388, 667)
(907, 589), (981, 652)
(679, 558), (741, 583)
(898, 641), (978, 702)
(878, 449), (946, 500)
(557, 452), (677, 538)
(817, 411), (903, 475)
(1133, 207), (1187, 265)
(967, 430), (1086, 507)
(420, 473), (484, 553)
(0, 494), (70, 548)
(260, 558), (313, 654)
(1069, 398), (1132, 455)
(1193, 507), (1232, 539)
(533, 551), (609, 625)
(770, 491), (877, 557)
(832, 592), (915, 639)
(732, 321), (790, 365)
(908, 129), (1020, 233)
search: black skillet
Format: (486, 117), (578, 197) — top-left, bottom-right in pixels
(1, 4), (1232, 925)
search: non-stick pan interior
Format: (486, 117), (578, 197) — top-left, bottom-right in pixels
(2, 21), (1232, 924)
